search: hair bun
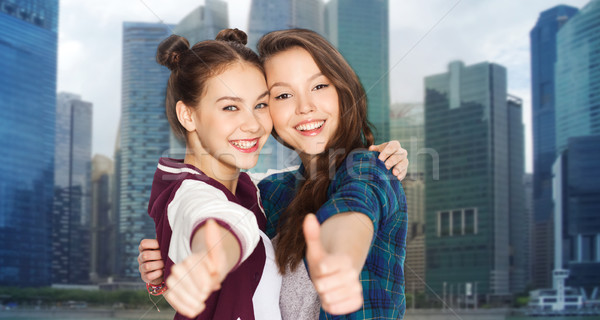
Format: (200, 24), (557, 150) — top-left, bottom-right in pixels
(156, 35), (190, 70)
(216, 28), (248, 45)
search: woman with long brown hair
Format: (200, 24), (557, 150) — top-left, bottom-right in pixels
(256, 28), (406, 319)
(139, 28), (407, 320)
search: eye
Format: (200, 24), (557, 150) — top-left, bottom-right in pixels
(255, 102), (268, 109)
(274, 93), (292, 100)
(313, 84), (329, 91)
(223, 105), (238, 111)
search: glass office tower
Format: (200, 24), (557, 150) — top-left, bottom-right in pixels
(325, 0), (389, 144)
(424, 61), (524, 298)
(555, 1), (600, 154)
(553, 0), (600, 295)
(0, 0), (59, 286)
(529, 4), (579, 289)
(117, 22), (173, 279)
(247, 0), (323, 173)
(52, 93), (93, 284)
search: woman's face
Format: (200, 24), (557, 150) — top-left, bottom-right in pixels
(264, 47), (340, 156)
(191, 62), (272, 171)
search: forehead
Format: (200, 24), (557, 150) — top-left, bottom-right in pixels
(204, 62), (267, 96)
(264, 47), (321, 79)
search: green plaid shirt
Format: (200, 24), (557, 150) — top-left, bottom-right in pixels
(258, 150), (407, 319)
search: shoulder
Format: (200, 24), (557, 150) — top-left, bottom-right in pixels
(338, 150), (394, 182)
(257, 168), (300, 193)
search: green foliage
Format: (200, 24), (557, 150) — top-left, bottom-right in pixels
(0, 286), (171, 309)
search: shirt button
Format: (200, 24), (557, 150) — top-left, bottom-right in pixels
(254, 272), (260, 282)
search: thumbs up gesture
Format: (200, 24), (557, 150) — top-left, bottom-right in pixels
(165, 219), (229, 318)
(303, 214), (364, 315)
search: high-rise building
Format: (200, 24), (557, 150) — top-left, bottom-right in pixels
(52, 92), (93, 285)
(169, 0), (229, 157)
(553, 135), (600, 295)
(247, 0), (323, 173)
(424, 61), (524, 299)
(117, 22), (173, 279)
(523, 173), (534, 286)
(325, 0), (389, 144)
(390, 103), (425, 179)
(90, 154), (115, 283)
(247, 0), (324, 50)
(174, 0), (227, 45)
(0, 0), (59, 286)
(390, 103), (426, 293)
(112, 126), (123, 278)
(529, 4), (579, 289)
(507, 95), (528, 294)
(552, 0), (600, 295)
(555, 1), (600, 154)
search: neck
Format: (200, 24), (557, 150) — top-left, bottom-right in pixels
(184, 151), (240, 194)
(299, 153), (319, 178)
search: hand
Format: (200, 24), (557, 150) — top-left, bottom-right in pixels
(164, 219), (228, 318)
(303, 214), (363, 315)
(138, 239), (164, 285)
(368, 140), (408, 180)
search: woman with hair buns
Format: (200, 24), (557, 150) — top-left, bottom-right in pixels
(147, 28), (282, 320)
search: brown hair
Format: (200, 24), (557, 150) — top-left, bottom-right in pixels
(156, 28), (262, 141)
(257, 29), (374, 273)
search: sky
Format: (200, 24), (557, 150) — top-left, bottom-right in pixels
(57, 0), (591, 173)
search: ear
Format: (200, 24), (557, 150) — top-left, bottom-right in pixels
(176, 101), (196, 132)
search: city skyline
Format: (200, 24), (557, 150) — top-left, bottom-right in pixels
(58, 0), (590, 173)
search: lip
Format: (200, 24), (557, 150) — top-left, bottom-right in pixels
(295, 119), (326, 137)
(229, 138), (260, 153)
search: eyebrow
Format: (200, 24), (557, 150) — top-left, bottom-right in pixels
(216, 90), (270, 103)
(269, 72), (324, 90)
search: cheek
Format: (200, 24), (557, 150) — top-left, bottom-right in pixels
(259, 113), (273, 135)
(269, 108), (288, 134)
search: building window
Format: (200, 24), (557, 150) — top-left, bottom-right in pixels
(437, 208), (477, 237)
(452, 210), (462, 235)
(440, 211), (450, 237)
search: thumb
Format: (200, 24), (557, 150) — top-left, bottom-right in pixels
(204, 219), (227, 276)
(368, 144), (377, 151)
(303, 214), (326, 267)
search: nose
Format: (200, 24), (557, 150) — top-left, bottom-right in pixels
(240, 109), (262, 133)
(295, 94), (315, 115)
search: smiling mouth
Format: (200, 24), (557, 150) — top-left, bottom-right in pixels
(230, 138), (259, 153)
(295, 120), (325, 131)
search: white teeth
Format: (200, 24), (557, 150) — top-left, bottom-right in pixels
(231, 140), (257, 149)
(295, 120), (325, 131)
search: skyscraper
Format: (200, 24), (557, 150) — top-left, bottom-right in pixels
(529, 4), (579, 289)
(553, 135), (600, 295)
(52, 92), (93, 285)
(424, 61), (524, 299)
(553, 0), (600, 295)
(247, 0), (323, 173)
(507, 95), (528, 294)
(90, 154), (115, 283)
(118, 22), (173, 279)
(247, 0), (324, 50)
(390, 103), (426, 293)
(555, 0), (600, 154)
(169, 0), (229, 156)
(0, 0), (59, 286)
(325, 0), (389, 144)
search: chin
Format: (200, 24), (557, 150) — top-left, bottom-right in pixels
(237, 157), (260, 170)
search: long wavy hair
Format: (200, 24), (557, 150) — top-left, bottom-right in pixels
(257, 29), (374, 273)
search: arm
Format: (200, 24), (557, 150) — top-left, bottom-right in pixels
(303, 213), (373, 315)
(164, 219), (239, 318)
